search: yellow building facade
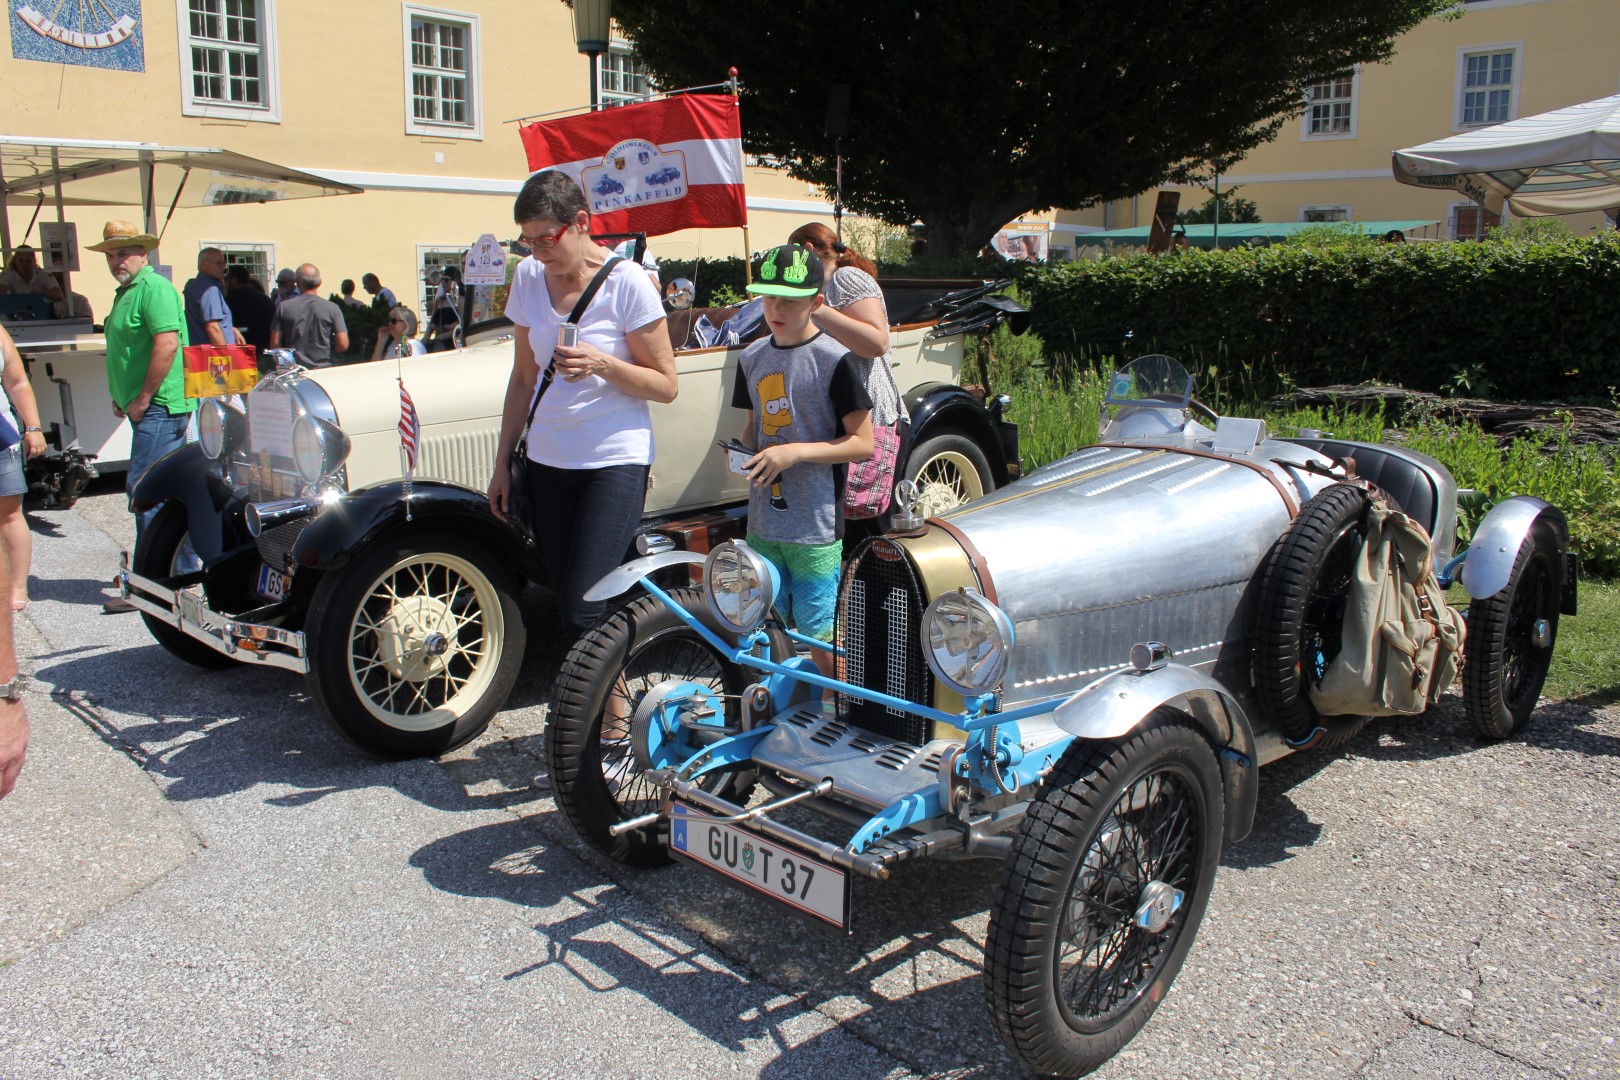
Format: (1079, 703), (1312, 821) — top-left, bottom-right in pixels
(1059, 0), (1620, 252)
(1, 0), (837, 321)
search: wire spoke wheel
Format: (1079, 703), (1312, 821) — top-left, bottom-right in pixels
(902, 432), (994, 519)
(346, 551), (502, 729)
(1057, 770), (1199, 1030)
(603, 630), (731, 813)
(986, 711), (1223, 1077)
(306, 533), (524, 758)
(547, 588), (787, 866)
(1464, 524), (1562, 740)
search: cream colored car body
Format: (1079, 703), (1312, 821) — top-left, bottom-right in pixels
(313, 320), (967, 515)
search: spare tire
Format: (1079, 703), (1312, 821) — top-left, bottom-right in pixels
(1253, 484), (1373, 749)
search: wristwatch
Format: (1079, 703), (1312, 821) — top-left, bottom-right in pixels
(0, 674), (26, 701)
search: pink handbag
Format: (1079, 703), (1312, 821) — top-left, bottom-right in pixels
(844, 422), (902, 520)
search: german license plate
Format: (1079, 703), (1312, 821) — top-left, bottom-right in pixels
(256, 564), (290, 602)
(669, 803), (850, 930)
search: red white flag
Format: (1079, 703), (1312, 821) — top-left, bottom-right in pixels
(518, 94), (748, 236)
(398, 378), (420, 475)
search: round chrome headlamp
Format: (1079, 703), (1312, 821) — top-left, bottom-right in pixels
(703, 541), (776, 634)
(197, 398), (230, 460)
(921, 588), (1015, 697)
(291, 414), (349, 485)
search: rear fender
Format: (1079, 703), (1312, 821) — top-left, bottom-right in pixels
(290, 480), (542, 581)
(127, 443), (243, 563)
(1053, 663), (1258, 843)
(1459, 496), (1572, 608)
(903, 382), (1015, 485)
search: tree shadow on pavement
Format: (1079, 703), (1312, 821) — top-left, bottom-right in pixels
(410, 815), (927, 1078)
(32, 643), (548, 815)
(414, 813), (1038, 1079)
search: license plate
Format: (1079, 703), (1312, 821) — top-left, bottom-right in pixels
(669, 803), (850, 930)
(256, 564), (290, 602)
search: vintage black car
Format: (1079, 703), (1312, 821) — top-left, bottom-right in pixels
(118, 278), (1027, 758)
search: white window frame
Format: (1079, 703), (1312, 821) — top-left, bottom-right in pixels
(176, 0), (280, 123)
(205, 242), (276, 287)
(1300, 205), (1352, 224)
(402, 5), (482, 140)
(1454, 42), (1523, 130)
(1449, 201), (1501, 240)
(1301, 69), (1358, 141)
(598, 41), (652, 107)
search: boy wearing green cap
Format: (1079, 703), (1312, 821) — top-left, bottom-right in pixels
(731, 243), (873, 672)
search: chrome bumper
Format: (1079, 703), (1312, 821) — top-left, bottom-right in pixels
(119, 560), (309, 674)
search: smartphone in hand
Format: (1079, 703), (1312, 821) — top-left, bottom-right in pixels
(717, 439), (753, 476)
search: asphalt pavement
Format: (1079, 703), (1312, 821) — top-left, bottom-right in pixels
(0, 485), (1615, 1079)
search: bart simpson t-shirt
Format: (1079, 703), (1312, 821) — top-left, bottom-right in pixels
(731, 330), (871, 545)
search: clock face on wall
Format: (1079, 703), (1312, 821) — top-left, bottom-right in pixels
(17, 2), (136, 47)
(9, 0), (145, 71)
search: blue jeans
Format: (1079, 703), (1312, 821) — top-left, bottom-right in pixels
(524, 461), (649, 638)
(126, 402), (191, 551)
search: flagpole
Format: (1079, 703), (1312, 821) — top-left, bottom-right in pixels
(504, 80), (737, 125)
(729, 67), (752, 284)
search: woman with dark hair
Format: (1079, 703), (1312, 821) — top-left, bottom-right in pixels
(371, 305), (426, 360)
(487, 170), (677, 639)
(788, 222), (908, 530)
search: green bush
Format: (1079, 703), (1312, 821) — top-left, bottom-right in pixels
(1022, 232), (1620, 402)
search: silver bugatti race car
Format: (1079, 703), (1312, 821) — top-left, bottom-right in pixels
(545, 354), (1576, 1078)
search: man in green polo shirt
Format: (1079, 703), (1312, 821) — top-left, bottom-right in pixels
(88, 220), (197, 613)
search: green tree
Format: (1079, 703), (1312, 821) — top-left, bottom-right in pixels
(605, 0), (1453, 257)
(1181, 191), (1263, 225)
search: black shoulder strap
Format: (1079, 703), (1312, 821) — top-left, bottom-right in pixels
(525, 255), (625, 428)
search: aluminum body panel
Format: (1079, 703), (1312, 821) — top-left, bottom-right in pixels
(1460, 496), (1566, 599)
(939, 439), (1337, 709)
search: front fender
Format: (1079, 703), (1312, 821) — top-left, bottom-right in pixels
(1053, 663), (1258, 843)
(903, 382), (1015, 485)
(128, 443), (243, 563)
(1460, 496), (1569, 601)
(290, 480), (541, 580)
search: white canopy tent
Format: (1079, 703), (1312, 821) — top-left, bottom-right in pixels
(0, 135), (362, 261)
(1391, 93), (1620, 217)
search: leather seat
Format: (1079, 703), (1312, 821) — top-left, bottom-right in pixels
(1288, 438), (1439, 538)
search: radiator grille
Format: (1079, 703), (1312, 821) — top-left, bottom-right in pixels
(256, 517), (312, 573)
(837, 538), (933, 745)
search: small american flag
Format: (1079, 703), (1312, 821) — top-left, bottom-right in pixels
(398, 377), (420, 474)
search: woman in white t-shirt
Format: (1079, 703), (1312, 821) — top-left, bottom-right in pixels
(487, 171), (677, 639)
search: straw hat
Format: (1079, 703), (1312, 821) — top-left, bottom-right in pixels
(86, 219), (159, 253)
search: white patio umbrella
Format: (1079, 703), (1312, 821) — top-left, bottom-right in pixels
(1391, 93), (1620, 216)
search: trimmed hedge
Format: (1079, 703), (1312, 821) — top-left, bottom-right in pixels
(1022, 233), (1620, 402)
(655, 254), (1018, 308)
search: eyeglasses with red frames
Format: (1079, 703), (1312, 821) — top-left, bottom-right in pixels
(515, 222), (573, 250)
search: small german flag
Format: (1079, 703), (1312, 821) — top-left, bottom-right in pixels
(183, 344), (258, 399)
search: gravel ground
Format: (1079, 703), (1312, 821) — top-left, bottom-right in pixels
(2, 484), (1616, 1079)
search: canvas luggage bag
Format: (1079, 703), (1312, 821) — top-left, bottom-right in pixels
(1311, 496), (1467, 717)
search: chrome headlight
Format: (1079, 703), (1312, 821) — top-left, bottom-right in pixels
(921, 588), (1014, 697)
(703, 541), (776, 634)
(291, 413), (351, 485)
(196, 398), (236, 460)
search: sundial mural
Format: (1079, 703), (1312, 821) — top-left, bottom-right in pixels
(10, 0), (146, 71)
